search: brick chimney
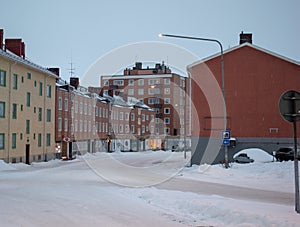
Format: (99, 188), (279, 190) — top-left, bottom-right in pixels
(70, 77), (79, 89)
(47, 67), (60, 77)
(5, 38), (26, 58)
(239, 32), (252, 45)
(0, 29), (3, 50)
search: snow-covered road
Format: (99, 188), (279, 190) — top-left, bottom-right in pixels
(157, 177), (294, 205)
(1, 150), (300, 226)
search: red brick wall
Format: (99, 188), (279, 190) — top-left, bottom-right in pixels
(189, 45), (300, 138)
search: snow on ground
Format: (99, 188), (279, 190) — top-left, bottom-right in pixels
(181, 148), (295, 193)
(0, 149), (300, 226)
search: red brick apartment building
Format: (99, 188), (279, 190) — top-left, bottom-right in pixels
(101, 62), (189, 150)
(55, 77), (157, 158)
(188, 33), (300, 165)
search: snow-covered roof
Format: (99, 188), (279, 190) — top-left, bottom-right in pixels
(128, 96), (152, 110)
(188, 42), (300, 69)
(0, 48), (59, 79)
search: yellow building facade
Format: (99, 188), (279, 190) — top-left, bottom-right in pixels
(0, 49), (58, 163)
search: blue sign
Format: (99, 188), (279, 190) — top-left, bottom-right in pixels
(223, 139), (230, 146)
(222, 130), (231, 139)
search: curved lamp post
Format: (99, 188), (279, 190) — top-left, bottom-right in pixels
(159, 33), (228, 168)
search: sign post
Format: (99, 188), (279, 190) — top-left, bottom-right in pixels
(222, 130), (230, 168)
(279, 90), (300, 213)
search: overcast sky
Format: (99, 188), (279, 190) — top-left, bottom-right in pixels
(1, 0), (299, 84)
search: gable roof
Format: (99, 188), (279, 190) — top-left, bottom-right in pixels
(188, 42), (300, 69)
(0, 48), (59, 79)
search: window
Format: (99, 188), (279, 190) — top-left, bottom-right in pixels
(131, 125), (135, 133)
(131, 113), (135, 121)
(47, 85), (51, 98)
(34, 107), (36, 113)
(38, 108), (42, 121)
(12, 133), (16, 149)
(103, 90), (108, 95)
(0, 133), (4, 149)
(103, 80), (109, 86)
(12, 103), (17, 119)
(46, 133), (51, 146)
(125, 124), (129, 133)
(0, 102), (5, 118)
(84, 103), (87, 115)
(58, 118), (62, 131)
(64, 118), (68, 132)
(27, 73), (31, 79)
(164, 78), (170, 84)
(148, 79), (156, 85)
(99, 107), (103, 117)
(142, 114), (145, 122)
(148, 98), (157, 104)
(20, 133), (23, 140)
(95, 106), (98, 117)
(142, 125), (145, 133)
(128, 79), (134, 86)
(26, 92), (31, 107)
(125, 112), (129, 121)
(34, 80), (37, 87)
(128, 89), (134, 95)
(13, 74), (18, 89)
(119, 124), (123, 133)
(165, 128), (170, 135)
(113, 80), (124, 86)
(164, 108), (170, 114)
(164, 98), (170, 104)
(39, 82), (43, 96)
(138, 79), (144, 86)
(80, 102), (83, 114)
(38, 133), (42, 147)
(138, 89), (144, 95)
(0, 70), (6, 86)
(120, 112), (124, 120)
(26, 120), (30, 134)
(58, 97), (62, 110)
(75, 101), (78, 113)
(164, 118), (170, 124)
(148, 88), (160, 95)
(164, 88), (170, 94)
(64, 99), (68, 111)
(46, 109), (51, 122)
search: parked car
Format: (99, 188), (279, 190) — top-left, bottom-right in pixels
(234, 153), (254, 163)
(275, 147), (300, 162)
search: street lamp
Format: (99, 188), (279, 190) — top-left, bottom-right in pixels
(159, 33), (229, 168)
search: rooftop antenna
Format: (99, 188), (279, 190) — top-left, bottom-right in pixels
(68, 54), (75, 78)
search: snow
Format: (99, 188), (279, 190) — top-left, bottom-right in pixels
(1, 149), (300, 226)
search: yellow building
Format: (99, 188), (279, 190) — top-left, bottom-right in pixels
(0, 48), (58, 164)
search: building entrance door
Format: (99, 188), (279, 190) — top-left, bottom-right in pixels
(25, 144), (30, 164)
